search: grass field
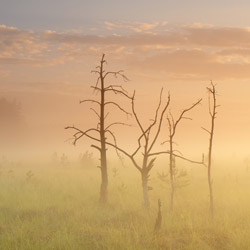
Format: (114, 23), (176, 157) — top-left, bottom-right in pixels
(0, 158), (250, 250)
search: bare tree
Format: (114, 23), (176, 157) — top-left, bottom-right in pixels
(67, 88), (170, 207)
(202, 82), (219, 217)
(166, 99), (202, 210)
(65, 54), (131, 204)
(121, 92), (203, 208)
(105, 89), (171, 207)
(128, 89), (170, 207)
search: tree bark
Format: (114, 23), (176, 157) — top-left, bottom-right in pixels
(99, 151), (108, 204)
(208, 120), (214, 217)
(207, 83), (216, 218)
(99, 55), (108, 204)
(141, 170), (150, 208)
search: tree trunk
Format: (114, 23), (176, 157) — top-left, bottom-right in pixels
(208, 128), (214, 217)
(169, 137), (174, 211)
(170, 173), (174, 211)
(208, 172), (213, 217)
(208, 86), (215, 218)
(99, 54), (108, 205)
(141, 170), (150, 208)
(99, 149), (108, 204)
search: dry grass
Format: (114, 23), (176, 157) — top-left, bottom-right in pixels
(0, 160), (250, 250)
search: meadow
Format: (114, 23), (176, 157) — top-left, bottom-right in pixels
(0, 157), (250, 250)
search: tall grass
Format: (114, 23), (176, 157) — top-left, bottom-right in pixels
(0, 161), (250, 250)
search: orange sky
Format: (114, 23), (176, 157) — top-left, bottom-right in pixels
(1, 20), (250, 161)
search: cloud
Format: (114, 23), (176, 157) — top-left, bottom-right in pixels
(0, 25), (75, 67)
(40, 25), (250, 49)
(104, 21), (167, 33)
(128, 49), (250, 80)
(2, 23), (250, 81)
(3, 23), (250, 53)
(0, 25), (47, 57)
(182, 26), (250, 47)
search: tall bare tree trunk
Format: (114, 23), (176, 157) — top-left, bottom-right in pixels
(99, 55), (108, 204)
(141, 170), (150, 208)
(99, 140), (108, 203)
(202, 82), (218, 217)
(207, 84), (216, 217)
(169, 137), (174, 211)
(207, 120), (214, 217)
(66, 54), (131, 205)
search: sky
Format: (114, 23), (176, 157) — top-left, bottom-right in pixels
(2, 0), (250, 29)
(1, 0), (250, 161)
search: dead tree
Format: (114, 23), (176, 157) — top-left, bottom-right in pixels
(121, 92), (202, 208)
(65, 54), (131, 205)
(167, 99), (202, 210)
(107, 89), (171, 208)
(202, 82), (219, 218)
(128, 89), (170, 208)
(67, 88), (170, 207)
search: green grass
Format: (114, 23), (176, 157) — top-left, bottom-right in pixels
(0, 162), (250, 250)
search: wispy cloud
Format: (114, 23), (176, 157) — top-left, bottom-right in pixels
(2, 23), (250, 81)
(104, 21), (168, 33)
(0, 25), (47, 57)
(39, 25), (250, 49)
(128, 49), (250, 80)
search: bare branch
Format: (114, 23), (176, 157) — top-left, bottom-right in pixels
(104, 101), (131, 116)
(167, 116), (172, 136)
(172, 153), (206, 166)
(148, 92), (171, 153)
(104, 112), (110, 120)
(182, 117), (192, 120)
(148, 151), (170, 157)
(131, 91), (146, 140)
(172, 98), (202, 136)
(105, 122), (131, 130)
(80, 99), (101, 106)
(148, 151), (205, 166)
(161, 140), (178, 146)
(201, 126), (211, 134)
(105, 129), (123, 161)
(91, 144), (101, 152)
(173, 150), (183, 156)
(91, 86), (102, 92)
(143, 88), (164, 143)
(104, 70), (129, 81)
(131, 133), (144, 157)
(105, 87), (132, 99)
(169, 111), (175, 129)
(66, 125), (141, 171)
(65, 126), (99, 145)
(105, 85), (128, 94)
(90, 108), (100, 119)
